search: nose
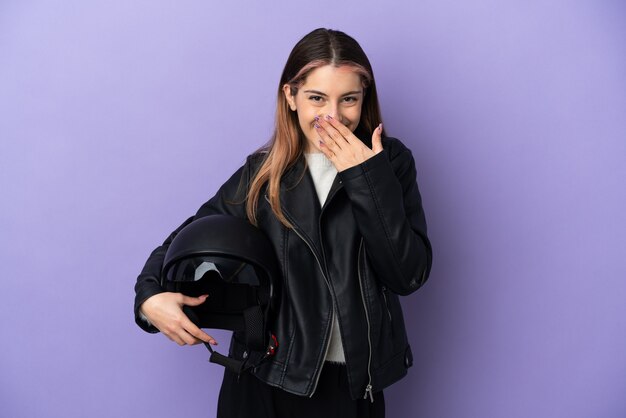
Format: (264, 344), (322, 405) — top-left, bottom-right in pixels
(325, 103), (341, 122)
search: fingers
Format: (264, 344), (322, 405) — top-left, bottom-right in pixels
(314, 115), (353, 151)
(314, 121), (342, 154)
(372, 123), (383, 154)
(163, 312), (218, 346)
(315, 139), (336, 162)
(181, 294), (208, 306)
(320, 114), (354, 143)
(179, 316), (218, 346)
(179, 294), (217, 345)
(140, 292), (217, 347)
(159, 314), (197, 345)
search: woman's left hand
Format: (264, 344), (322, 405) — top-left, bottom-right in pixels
(314, 115), (384, 172)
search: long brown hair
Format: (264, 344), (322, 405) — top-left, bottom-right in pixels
(246, 28), (385, 227)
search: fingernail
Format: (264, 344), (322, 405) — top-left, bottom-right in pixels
(378, 123), (383, 132)
(319, 140), (324, 147)
(325, 114), (332, 120)
(314, 115), (319, 121)
(314, 123), (320, 129)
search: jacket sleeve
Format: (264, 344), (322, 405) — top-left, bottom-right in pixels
(338, 138), (432, 296)
(133, 159), (252, 333)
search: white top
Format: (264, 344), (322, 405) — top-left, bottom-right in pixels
(304, 153), (345, 364)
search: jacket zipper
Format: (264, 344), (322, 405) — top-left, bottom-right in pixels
(266, 195), (333, 398)
(291, 224), (333, 398)
(357, 238), (374, 403)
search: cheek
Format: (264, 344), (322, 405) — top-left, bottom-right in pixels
(345, 108), (362, 130)
(298, 112), (316, 129)
(294, 101), (316, 124)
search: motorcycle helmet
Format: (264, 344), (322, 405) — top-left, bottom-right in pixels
(161, 214), (280, 375)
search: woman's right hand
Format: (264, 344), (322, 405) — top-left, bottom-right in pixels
(139, 292), (218, 346)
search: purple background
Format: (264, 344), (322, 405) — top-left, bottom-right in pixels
(1, 1), (625, 417)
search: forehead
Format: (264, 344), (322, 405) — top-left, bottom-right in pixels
(301, 65), (363, 92)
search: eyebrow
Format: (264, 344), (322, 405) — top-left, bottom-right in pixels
(303, 89), (363, 97)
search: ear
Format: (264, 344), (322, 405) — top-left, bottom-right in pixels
(282, 84), (297, 111)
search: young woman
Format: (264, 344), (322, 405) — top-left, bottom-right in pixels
(134, 28), (432, 418)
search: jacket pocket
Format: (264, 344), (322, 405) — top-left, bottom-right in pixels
(381, 285), (393, 323)
(381, 285), (394, 337)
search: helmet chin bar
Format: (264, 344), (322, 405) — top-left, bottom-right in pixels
(183, 305), (278, 376)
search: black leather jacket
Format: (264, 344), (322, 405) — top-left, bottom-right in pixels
(134, 136), (432, 401)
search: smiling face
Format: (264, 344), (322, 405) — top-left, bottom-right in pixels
(283, 65), (365, 153)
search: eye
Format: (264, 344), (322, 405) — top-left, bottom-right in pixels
(308, 95), (324, 103)
(342, 96), (359, 104)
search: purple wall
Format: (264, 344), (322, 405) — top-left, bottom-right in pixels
(1, 1), (624, 417)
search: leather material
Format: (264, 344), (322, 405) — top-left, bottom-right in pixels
(134, 136), (432, 400)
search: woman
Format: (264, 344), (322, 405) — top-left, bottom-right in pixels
(134, 28), (432, 417)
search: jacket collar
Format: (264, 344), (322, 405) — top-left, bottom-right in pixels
(278, 156), (343, 256)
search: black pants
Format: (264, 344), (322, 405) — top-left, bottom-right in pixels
(216, 362), (385, 418)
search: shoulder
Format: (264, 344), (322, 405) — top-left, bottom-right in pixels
(381, 136), (412, 160)
(380, 136), (416, 174)
(221, 150), (268, 186)
(246, 150), (269, 166)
